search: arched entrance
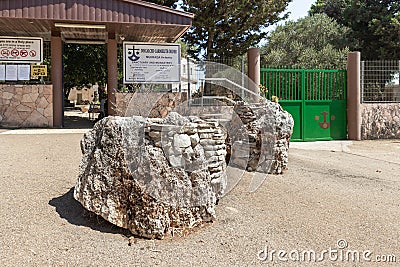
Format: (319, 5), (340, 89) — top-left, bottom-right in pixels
(0, 0), (193, 128)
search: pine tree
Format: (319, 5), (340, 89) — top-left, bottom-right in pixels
(146, 0), (292, 60)
(146, 0), (177, 8)
(180, 0), (292, 60)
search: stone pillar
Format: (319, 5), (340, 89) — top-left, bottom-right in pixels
(107, 34), (118, 116)
(51, 32), (63, 128)
(247, 48), (261, 101)
(347, 52), (361, 140)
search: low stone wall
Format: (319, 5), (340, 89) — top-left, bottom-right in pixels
(115, 92), (187, 118)
(361, 103), (400, 139)
(114, 93), (294, 174)
(0, 84), (53, 128)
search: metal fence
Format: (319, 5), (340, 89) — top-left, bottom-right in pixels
(261, 68), (347, 101)
(361, 60), (400, 103)
(117, 54), (250, 99)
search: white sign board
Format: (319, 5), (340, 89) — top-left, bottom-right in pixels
(0, 37), (43, 63)
(18, 65), (31, 81)
(5, 65), (18, 81)
(0, 65), (5, 80)
(123, 43), (181, 83)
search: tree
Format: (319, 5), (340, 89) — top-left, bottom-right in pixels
(310, 1), (400, 101)
(261, 14), (350, 69)
(309, 0), (347, 24)
(180, 0), (292, 60)
(146, 0), (177, 8)
(310, 0), (400, 59)
(63, 44), (107, 99)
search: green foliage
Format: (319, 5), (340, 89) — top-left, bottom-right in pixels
(309, 0), (347, 24)
(180, 0), (291, 60)
(63, 44), (107, 98)
(261, 14), (350, 69)
(310, 0), (400, 59)
(176, 38), (189, 58)
(146, 0), (177, 8)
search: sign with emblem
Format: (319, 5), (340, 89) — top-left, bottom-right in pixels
(0, 37), (43, 63)
(123, 42), (181, 83)
(31, 65), (48, 77)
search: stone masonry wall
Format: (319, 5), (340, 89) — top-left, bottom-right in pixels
(146, 113), (227, 198)
(115, 92), (187, 118)
(361, 103), (400, 139)
(0, 84), (53, 128)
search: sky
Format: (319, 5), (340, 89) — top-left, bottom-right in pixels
(261, 0), (315, 44)
(285, 0), (316, 22)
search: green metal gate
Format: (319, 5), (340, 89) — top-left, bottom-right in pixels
(261, 68), (347, 141)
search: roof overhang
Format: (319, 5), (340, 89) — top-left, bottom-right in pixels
(0, 0), (194, 43)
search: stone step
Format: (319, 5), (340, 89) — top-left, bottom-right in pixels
(201, 114), (233, 120)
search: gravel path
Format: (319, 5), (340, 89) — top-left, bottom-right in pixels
(0, 131), (399, 266)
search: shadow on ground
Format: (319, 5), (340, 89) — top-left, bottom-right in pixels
(49, 187), (131, 236)
(63, 114), (96, 129)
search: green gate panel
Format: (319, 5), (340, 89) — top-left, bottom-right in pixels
(261, 68), (347, 142)
(330, 100), (347, 140)
(280, 101), (302, 141)
(304, 101), (334, 141)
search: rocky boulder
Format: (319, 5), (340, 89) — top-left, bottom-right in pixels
(230, 101), (294, 174)
(74, 113), (227, 239)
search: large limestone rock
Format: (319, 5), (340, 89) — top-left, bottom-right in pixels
(230, 101), (294, 174)
(74, 113), (227, 239)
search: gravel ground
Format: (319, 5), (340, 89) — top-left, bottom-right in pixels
(0, 130), (399, 266)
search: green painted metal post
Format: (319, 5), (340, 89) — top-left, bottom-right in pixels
(301, 69), (306, 141)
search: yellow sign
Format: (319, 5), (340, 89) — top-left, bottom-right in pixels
(31, 65), (47, 77)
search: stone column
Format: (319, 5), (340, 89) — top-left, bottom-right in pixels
(51, 32), (63, 128)
(107, 34), (118, 116)
(247, 48), (261, 102)
(347, 52), (361, 140)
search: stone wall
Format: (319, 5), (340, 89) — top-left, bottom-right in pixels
(114, 92), (293, 174)
(361, 103), (400, 139)
(115, 92), (187, 118)
(0, 84), (53, 128)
